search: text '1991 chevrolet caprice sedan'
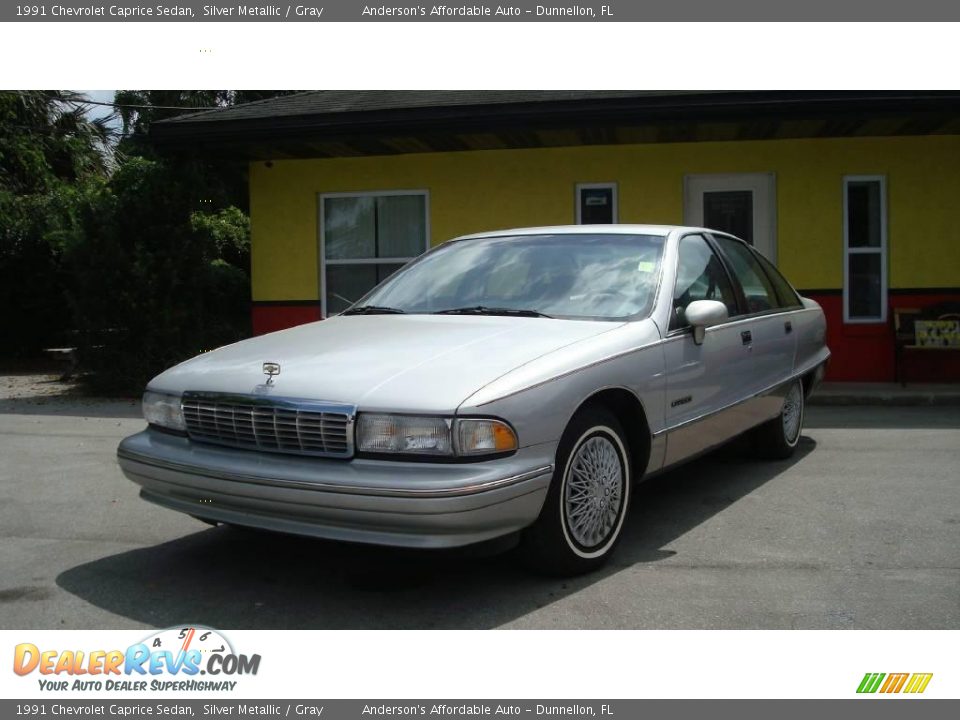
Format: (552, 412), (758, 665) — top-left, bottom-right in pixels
(118, 225), (829, 575)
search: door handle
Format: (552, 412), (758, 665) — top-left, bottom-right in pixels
(784, 320), (793, 334)
(741, 330), (753, 345)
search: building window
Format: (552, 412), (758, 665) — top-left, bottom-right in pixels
(843, 176), (887, 323)
(320, 190), (429, 315)
(576, 183), (617, 224)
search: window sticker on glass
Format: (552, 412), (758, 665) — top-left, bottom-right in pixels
(637, 261), (655, 272)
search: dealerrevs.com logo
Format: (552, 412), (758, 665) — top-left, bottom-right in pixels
(857, 673), (933, 695)
(13, 626), (260, 692)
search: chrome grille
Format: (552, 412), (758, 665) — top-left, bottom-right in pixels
(181, 393), (354, 458)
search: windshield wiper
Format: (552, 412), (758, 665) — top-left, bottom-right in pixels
(342, 305), (406, 315)
(434, 306), (552, 318)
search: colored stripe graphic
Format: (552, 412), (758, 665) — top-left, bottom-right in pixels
(857, 672), (933, 694)
(903, 673), (934, 694)
(857, 673), (885, 693)
(880, 673), (909, 693)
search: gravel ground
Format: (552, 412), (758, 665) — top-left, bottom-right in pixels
(0, 371), (139, 416)
(0, 371), (82, 401)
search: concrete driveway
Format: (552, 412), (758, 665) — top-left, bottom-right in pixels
(1, 378), (957, 630)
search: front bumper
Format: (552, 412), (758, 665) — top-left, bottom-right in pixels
(117, 429), (555, 549)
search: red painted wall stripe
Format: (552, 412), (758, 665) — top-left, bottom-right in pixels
(804, 291), (960, 382)
(251, 304), (322, 336)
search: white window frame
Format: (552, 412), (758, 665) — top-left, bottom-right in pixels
(575, 182), (618, 224)
(842, 175), (888, 323)
(318, 189), (430, 317)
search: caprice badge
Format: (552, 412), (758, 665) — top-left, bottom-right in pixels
(262, 362), (281, 384)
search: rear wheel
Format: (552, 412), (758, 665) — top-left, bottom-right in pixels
(520, 406), (631, 576)
(754, 379), (804, 459)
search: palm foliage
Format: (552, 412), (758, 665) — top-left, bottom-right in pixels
(0, 90), (113, 193)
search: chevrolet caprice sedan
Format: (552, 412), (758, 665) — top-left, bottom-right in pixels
(118, 225), (829, 575)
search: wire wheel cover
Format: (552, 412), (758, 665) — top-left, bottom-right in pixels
(782, 382), (803, 444)
(564, 434), (624, 549)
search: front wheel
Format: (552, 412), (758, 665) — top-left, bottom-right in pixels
(520, 406), (631, 576)
(753, 378), (805, 459)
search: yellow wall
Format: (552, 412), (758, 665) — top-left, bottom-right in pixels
(249, 135), (960, 301)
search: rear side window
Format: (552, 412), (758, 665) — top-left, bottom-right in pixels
(670, 234), (738, 330)
(713, 235), (781, 314)
(752, 249), (802, 308)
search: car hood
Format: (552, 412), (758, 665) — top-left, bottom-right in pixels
(148, 314), (623, 412)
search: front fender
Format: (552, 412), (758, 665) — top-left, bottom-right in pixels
(458, 336), (667, 456)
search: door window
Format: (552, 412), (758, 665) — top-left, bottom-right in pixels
(752, 249), (802, 308)
(670, 234), (738, 330)
(714, 235), (781, 315)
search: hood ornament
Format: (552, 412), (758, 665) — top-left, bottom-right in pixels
(262, 362), (281, 385)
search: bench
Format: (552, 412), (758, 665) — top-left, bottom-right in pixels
(893, 304), (960, 386)
(42, 347), (78, 382)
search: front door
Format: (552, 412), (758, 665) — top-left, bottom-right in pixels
(662, 234), (754, 467)
(684, 173), (777, 263)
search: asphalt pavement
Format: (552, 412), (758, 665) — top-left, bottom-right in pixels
(1, 389), (957, 630)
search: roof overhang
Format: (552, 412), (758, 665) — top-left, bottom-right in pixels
(151, 90), (960, 160)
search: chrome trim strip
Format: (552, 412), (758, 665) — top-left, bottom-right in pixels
(181, 391), (357, 414)
(117, 447), (553, 499)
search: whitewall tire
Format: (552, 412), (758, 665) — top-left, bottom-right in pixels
(521, 405), (631, 575)
(754, 378), (805, 460)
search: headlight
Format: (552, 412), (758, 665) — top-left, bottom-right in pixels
(142, 390), (186, 432)
(357, 414), (453, 456)
(356, 414), (517, 458)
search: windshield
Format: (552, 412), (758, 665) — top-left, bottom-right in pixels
(351, 233), (666, 320)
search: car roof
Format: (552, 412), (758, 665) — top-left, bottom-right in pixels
(454, 224), (718, 241)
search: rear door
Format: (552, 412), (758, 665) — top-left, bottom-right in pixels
(711, 234), (798, 402)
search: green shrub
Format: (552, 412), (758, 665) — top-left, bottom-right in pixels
(64, 158), (251, 395)
(0, 91), (111, 359)
(0, 185), (90, 356)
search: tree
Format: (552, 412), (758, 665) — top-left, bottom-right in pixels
(1, 90), (288, 390)
(64, 158), (251, 393)
(0, 91), (111, 356)
(62, 91), (295, 391)
(0, 90), (113, 193)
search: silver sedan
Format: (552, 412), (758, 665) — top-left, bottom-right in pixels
(118, 225), (829, 575)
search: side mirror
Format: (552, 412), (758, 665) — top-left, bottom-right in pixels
(685, 300), (728, 345)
